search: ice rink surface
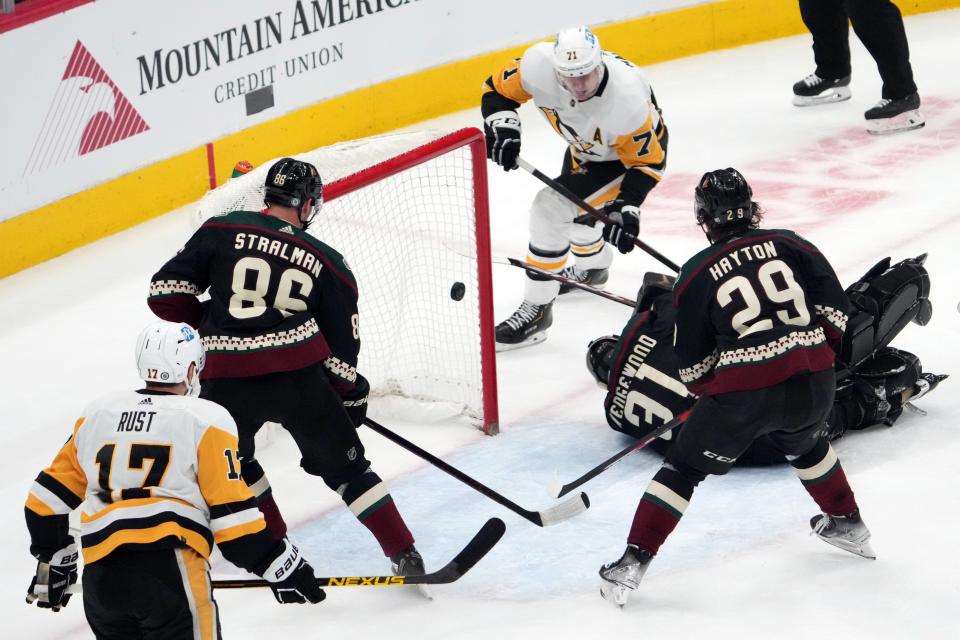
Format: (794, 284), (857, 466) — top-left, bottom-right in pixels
(2, 10), (959, 639)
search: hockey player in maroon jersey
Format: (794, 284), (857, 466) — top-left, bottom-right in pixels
(25, 321), (324, 638)
(148, 158), (426, 581)
(587, 259), (946, 466)
(598, 168), (880, 606)
(481, 26), (668, 350)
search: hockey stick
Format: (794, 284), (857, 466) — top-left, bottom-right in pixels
(516, 157), (680, 274)
(364, 417), (589, 526)
(548, 410), (689, 499)
(66, 517), (506, 594)
(494, 256), (635, 308)
(210, 517), (506, 589)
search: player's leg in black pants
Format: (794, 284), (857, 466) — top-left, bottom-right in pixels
(83, 547), (221, 640)
(844, 0), (917, 98)
(799, 0), (854, 80)
(765, 370), (861, 517)
(278, 364), (415, 559)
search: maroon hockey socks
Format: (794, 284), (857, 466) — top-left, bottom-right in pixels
(790, 438), (858, 516)
(626, 464), (697, 556)
(340, 471), (414, 558)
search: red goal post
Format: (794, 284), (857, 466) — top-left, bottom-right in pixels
(195, 127), (500, 434)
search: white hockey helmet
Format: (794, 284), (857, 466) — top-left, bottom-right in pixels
(553, 27), (602, 78)
(135, 320), (205, 395)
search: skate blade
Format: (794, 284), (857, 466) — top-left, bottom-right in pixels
(815, 534), (877, 560)
(495, 332), (547, 352)
(792, 86), (852, 107)
(866, 110), (925, 135)
(599, 580), (631, 607)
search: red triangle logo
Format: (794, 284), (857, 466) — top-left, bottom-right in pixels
(25, 41), (149, 175)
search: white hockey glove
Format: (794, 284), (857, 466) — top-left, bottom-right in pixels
(601, 200), (641, 254)
(484, 111), (521, 171)
(26, 544), (79, 612)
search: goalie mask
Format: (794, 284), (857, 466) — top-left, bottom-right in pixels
(553, 27), (604, 101)
(694, 168), (760, 243)
(135, 321), (205, 397)
(264, 158), (324, 230)
(586, 335), (619, 387)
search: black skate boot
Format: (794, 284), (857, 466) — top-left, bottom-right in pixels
(391, 544), (432, 599)
(558, 266), (609, 295)
(909, 372), (948, 401)
(865, 93), (924, 135)
(810, 509), (876, 559)
(599, 544), (653, 607)
(792, 73), (852, 106)
(495, 301), (553, 351)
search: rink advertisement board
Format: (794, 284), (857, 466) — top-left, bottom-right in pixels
(0, 0), (691, 222)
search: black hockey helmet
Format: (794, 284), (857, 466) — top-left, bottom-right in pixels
(586, 335), (619, 387)
(636, 271), (676, 313)
(264, 158), (324, 229)
(694, 168), (758, 242)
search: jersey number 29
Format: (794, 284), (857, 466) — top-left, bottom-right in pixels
(716, 259), (810, 337)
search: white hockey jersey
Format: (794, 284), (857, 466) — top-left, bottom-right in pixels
(486, 42), (667, 181)
(26, 390), (266, 564)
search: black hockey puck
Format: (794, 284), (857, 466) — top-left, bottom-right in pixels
(450, 282), (466, 301)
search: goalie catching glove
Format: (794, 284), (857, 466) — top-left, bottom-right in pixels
(601, 200), (640, 254)
(262, 541), (326, 604)
(25, 544), (78, 612)
(484, 111), (521, 171)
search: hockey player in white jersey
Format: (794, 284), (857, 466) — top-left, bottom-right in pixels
(482, 26), (669, 350)
(24, 321), (325, 638)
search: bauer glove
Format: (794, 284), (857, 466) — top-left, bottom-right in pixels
(26, 544), (79, 612)
(264, 541), (326, 605)
(484, 111), (521, 170)
(341, 373), (370, 429)
(601, 200), (641, 254)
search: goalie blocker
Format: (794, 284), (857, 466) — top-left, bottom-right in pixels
(589, 254), (945, 466)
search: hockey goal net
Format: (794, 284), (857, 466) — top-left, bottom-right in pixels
(195, 128), (499, 434)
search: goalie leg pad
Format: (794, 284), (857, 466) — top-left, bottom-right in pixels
(841, 255), (930, 367)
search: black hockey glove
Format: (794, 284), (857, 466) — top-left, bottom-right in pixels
(264, 541), (326, 605)
(342, 373), (370, 428)
(26, 545), (79, 612)
(484, 111), (521, 171)
(601, 200), (640, 254)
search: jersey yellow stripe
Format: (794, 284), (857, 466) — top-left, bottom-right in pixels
(83, 522), (212, 565)
(213, 518), (267, 544)
(80, 495), (197, 523)
(26, 492), (55, 516)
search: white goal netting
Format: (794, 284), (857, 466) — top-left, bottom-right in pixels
(195, 128), (498, 432)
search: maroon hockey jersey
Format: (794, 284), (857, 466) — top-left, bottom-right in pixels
(672, 229), (848, 396)
(148, 211), (362, 396)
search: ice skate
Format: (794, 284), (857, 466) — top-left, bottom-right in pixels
(495, 301), (553, 351)
(558, 266), (609, 295)
(908, 372), (947, 402)
(810, 509), (876, 559)
(599, 545), (652, 607)
(391, 544), (432, 599)
(792, 73), (852, 106)
(865, 93), (924, 135)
